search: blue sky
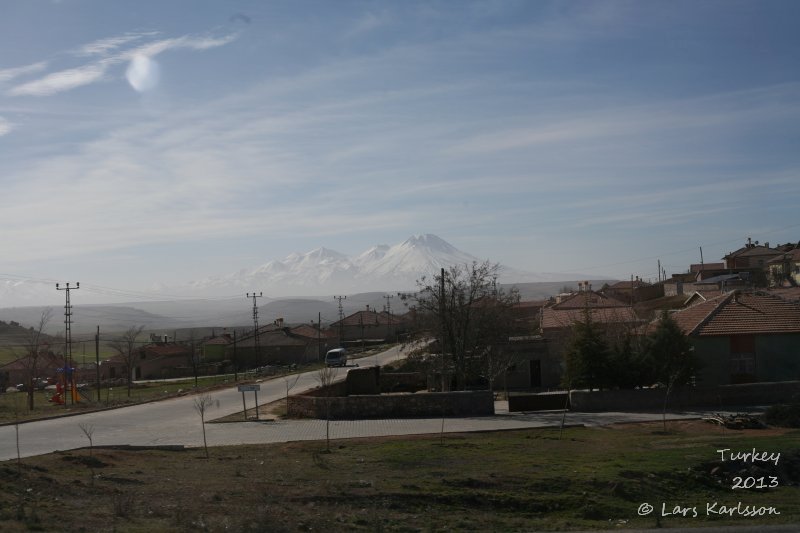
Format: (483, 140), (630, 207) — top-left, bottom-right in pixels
(1, 0), (799, 302)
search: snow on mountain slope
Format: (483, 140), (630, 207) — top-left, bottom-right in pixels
(359, 234), (480, 278)
(1, 235), (590, 307)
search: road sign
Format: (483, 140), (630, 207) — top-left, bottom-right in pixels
(237, 384), (261, 392)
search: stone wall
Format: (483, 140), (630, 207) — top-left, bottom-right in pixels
(380, 372), (427, 392)
(569, 381), (800, 412)
(288, 390), (494, 419)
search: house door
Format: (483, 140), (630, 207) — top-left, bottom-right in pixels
(529, 360), (542, 388)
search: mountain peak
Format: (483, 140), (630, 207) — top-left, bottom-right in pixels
(401, 233), (457, 253)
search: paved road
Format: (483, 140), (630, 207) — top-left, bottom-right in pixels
(0, 344), (714, 461)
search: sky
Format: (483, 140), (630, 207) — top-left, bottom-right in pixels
(1, 0), (799, 305)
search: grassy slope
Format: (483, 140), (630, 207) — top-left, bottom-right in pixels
(1, 420), (798, 532)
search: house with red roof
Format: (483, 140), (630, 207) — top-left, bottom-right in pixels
(224, 324), (333, 367)
(519, 290), (642, 389)
(330, 305), (406, 344)
(723, 238), (783, 269)
(767, 247), (800, 287)
(667, 291), (800, 386)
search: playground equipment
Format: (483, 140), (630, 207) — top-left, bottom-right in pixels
(49, 367), (79, 405)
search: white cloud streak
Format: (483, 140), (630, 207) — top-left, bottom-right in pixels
(0, 61), (48, 84)
(8, 61), (110, 96)
(73, 32), (158, 57)
(0, 116), (11, 136)
(6, 31), (238, 97)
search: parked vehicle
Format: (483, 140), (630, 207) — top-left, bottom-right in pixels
(324, 348), (347, 367)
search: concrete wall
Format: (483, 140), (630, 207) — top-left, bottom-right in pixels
(569, 381), (800, 412)
(691, 334), (800, 386)
(756, 334), (800, 383)
(288, 390), (494, 419)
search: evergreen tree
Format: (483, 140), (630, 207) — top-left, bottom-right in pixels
(563, 309), (611, 390)
(643, 311), (698, 387)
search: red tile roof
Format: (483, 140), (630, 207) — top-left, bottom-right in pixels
(331, 310), (403, 327)
(541, 306), (639, 330)
(724, 245), (782, 260)
(767, 249), (800, 263)
(290, 325), (323, 339)
(552, 291), (629, 310)
(141, 344), (191, 358)
(670, 291), (800, 336)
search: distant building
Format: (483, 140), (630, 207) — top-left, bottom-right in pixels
(667, 291), (800, 386)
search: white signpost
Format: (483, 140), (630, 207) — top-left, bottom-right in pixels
(238, 384), (261, 421)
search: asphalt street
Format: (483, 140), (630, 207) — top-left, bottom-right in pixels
(0, 344), (720, 461)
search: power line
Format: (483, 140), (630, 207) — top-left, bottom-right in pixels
(55, 281), (79, 407)
(333, 295), (346, 346)
(246, 292), (263, 366)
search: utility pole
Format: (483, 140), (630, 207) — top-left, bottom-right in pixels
(317, 311), (322, 361)
(359, 310), (365, 351)
(657, 260), (661, 283)
(383, 294), (394, 341)
(333, 295), (346, 347)
(246, 292), (263, 367)
(232, 329), (238, 381)
(95, 325), (100, 402)
(439, 268), (446, 392)
(56, 282), (79, 406)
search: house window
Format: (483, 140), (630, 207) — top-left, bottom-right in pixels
(729, 335), (756, 382)
(730, 352), (755, 374)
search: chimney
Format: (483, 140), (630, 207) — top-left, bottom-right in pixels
(765, 242), (769, 249)
(366, 304), (370, 311)
(747, 237), (752, 247)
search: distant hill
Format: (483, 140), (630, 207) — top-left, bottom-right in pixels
(0, 280), (617, 335)
(0, 318), (58, 362)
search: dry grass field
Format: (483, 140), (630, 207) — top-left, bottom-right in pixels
(1, 420), (798, 532)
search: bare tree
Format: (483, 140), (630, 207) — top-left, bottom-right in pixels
(404, 261), (520, 390)
(193, 394), (216, 459)
(180, 329), (202, 388)
(17, 309), (54, 411)
(282, 368), (302, 416)
(108, 325), (145, 397)
(316, 366), (336, 452)
(78, 423), (95, 457)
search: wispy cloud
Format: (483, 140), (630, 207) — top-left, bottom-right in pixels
(6, 31), (239, 97)
(73, 32), (157, 57)
(0, 61), (48, 84)
(8, 61), (110, 96)
(0, 116), (11, 136)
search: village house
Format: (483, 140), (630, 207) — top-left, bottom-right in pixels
(500, 289), (640, 390)
(723, 238), (782, 270)
(99, 342), (195, 381)
(605, 278), (663, 303)
(330, 306), (406, 345)
(668, 290), (800, 386)
(767, 247), (800, 287)
(225, 323), (332, 367)
(0, 350), (65, 390)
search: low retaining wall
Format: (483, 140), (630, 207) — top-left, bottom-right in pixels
(569, 381), (800, 412)
(508, 392), (569, 412)
(288, 390), (494, 419)
(380, 372), (427, 393)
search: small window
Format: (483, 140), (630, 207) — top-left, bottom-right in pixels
(730, 352), (755, 374)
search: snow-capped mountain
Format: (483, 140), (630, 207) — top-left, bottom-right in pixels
(358, 234), (479, 279)
(0, 234), (591, 308)
(182, 234), (539, 298)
